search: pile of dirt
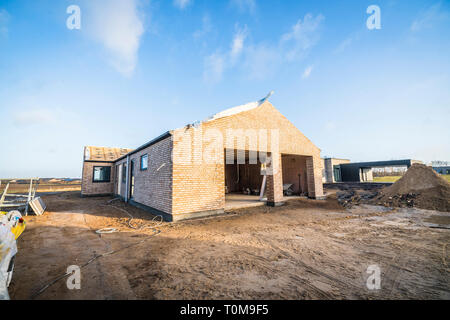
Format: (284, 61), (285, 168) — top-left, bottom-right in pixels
(374, 164), (450, 212)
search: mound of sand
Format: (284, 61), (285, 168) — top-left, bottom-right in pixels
(376, 164), (450, 212)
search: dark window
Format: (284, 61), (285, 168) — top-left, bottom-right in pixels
(93, 166), (111, 183)
(141, 154), (148, 170)
(122, 163), (127, 182)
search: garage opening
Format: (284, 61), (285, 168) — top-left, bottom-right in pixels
(224, 149), (266, 211)
(281, 154), (309, 197)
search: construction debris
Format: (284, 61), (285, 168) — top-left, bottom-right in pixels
(29, 197), (46, 216)
(374, 164), (450, 212)
(283, 184), (294, 196)
(336, 190), (378, 208)
(0, 210), (26, 300)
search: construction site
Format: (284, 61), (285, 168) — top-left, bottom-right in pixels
(2, 0), (450, 309)
(1, 98), (449, 300)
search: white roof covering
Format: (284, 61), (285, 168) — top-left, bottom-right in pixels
(177, 91), (275, 131)
(204, 91), (274, 123)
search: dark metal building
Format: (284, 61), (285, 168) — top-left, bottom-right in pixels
(338, 159), (422, 182)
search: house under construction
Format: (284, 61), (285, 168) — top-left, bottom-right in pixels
(81, 96), (324, 221)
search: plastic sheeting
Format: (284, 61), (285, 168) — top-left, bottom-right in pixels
(0, 212), (20, 300)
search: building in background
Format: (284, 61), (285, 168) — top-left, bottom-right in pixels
(431, 161), (450, 175)
(432, 166), (450, 175)
(322, 158), (351, 183)
(338, 160), (422, 182)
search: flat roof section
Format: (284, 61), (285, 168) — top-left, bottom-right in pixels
(340, 159), (422, 169)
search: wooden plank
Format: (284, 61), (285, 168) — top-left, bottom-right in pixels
(0, 183), (10, 207)
(24, 178), (33, 216)
(31, 178), (40, 199)
(0, 203), (26, 208)
(29, 197), (46, 216)
(3, 194), (29, 198)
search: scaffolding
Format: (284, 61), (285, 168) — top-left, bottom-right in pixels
(0, 178), (40, 215)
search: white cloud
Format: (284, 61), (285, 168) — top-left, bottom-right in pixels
(411, 2), (448, 32)
(202, 25), (248, 83)
(193, 14), (212, 38)
(203, 13), (324, 83)
(243, 13), (323, 80)
(334, 37), (352, 54)
(86, 0), (145, 77)
(333, 30), (363, 54)
(203, 53), (225, 84)
(243, 44), (279, 80)
(0, 9), (10, 37)
(174, 0), (192, 10)
(230, 25), (248, 60)
(281, 13), (324, 61)
(302, 65), (313, 79)
(13, 109), (57, 127)
(230, 0), (256, 14)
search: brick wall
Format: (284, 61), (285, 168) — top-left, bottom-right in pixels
(266, 153), (284, 204)
(114, 137), (173, 214)
(171, 101), (324, 216)
(81, 161), (115, 196)
(306, 156), (324, 198)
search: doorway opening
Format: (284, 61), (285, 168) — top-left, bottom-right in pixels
(281, 154), (309, 197)
(129, 160), (135, 199)
(224, 149), (265, 210)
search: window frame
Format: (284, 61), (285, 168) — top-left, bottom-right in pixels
(92, 166), (111, 183)
(122, 163), (127, 183)
(140, 154), (149, 171)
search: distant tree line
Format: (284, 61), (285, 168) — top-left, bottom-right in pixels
(372, 166), (407, 177)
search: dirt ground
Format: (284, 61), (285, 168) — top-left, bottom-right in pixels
(0, 183), (81, 194)
(9, 192), (450, 300)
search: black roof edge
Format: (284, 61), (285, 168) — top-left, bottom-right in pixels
(114, 131), (172, 163)
(84, 160), (115, 164)
(340, 159), (415, 168)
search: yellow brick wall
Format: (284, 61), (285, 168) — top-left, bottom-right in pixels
(171, 101), (324, 216)
(113, 138), (173, 214)
(81, 161), (115, 196)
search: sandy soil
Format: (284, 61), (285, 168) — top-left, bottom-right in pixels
(8, 192), (450, 300)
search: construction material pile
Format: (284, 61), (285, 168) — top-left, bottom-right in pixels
(336, 190), (378, 208)
(374, 164), (450, 212)
(1, 210), (26, 300)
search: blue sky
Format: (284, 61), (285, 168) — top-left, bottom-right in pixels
(0, 0), (449, 178)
